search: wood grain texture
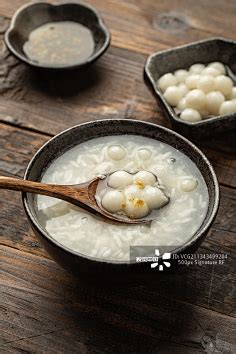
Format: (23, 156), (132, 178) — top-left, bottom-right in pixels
(0, 11), (235, 188)
(1, 246), (236, 353)
(1, 0), (236, 53)
(0, 0), (236, 352)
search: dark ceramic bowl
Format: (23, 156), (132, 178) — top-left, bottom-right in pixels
(145, 38), (236, 140)
(23, 120), (219, 279)
(4, 1), (110, 70)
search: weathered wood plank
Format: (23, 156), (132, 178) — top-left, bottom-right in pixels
(1, 6), (236, 140)
(0, 38), (164, 133)
(0, 94), (235, 193)
(0, 10), (235, 188)
(1, 0), (236, 54)
(1, 246), (236, 353)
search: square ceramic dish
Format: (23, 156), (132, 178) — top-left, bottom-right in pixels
(144, 37), (236, 140)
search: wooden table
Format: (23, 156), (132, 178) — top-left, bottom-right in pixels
(1, 1), (236, 352)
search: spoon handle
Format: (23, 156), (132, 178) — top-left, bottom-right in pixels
(0, 176), (86, 204)
(0, 176), (150, 224)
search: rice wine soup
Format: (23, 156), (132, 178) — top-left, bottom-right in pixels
(23, 22), (94, 66)
(37, 135), (209, 261)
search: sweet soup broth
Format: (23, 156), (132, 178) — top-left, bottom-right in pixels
(37, 135), (209, 261)
(23, 22), (94, 66)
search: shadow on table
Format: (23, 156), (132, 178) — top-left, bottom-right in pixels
(198, 128), (236, 156)
(27, 64), (103, 98)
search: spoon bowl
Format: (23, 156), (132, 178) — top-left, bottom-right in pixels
(96, 171), (170, 223)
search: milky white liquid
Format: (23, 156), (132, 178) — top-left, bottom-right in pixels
(37, 135), (209, 261)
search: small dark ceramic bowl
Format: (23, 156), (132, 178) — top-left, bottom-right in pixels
(22, 119), (219, 279)
(4, 1), (110, 70)
(144, 38), (236, 140)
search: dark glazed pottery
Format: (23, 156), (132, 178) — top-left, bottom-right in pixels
(4, 1), (110, 70)
(22, 119), (219, 279)
(144, 38), (236, 140)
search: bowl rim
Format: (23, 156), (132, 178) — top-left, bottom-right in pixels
(4, 1), (111, 70)
(23, 119), (220, 265)
(144, 37), (236, 127)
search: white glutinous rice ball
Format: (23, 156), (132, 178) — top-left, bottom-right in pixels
(163, 86), (183, 106)
(108, 171), (133, 189)
(124, 198), (149, 219)
(102, 190), (125, 213)
(219, 100), (236, 115)
(174, 69), (189, 83)
(185, 75), (200, 90)
(180, 178), (198, 192)
(197, 75), (215, 93)
(198, 108), (209, 119)
(189, 63), (205, 74)
(231, 87), (236, 99)
(206, 91), (225, 115)
(107, 145), (126, 160)
(95, 162), (113, 174)
(143, 186), (169, 209)
(185, 89), (206, 110)
(201, 67), (220, 77)
(157, 73), (178, 92)
(215, 75), (233, 97)
(134, 171), (156, 187)
(124, 185), (143, 198)
(137, 148), (152, 160)
(178, 83), (189, 96)
(208, 62), (226, 75)
(177, 97), (187, 111)
(180, 108), (202, 122)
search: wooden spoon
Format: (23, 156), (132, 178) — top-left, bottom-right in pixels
(0, 175), (150, 224)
